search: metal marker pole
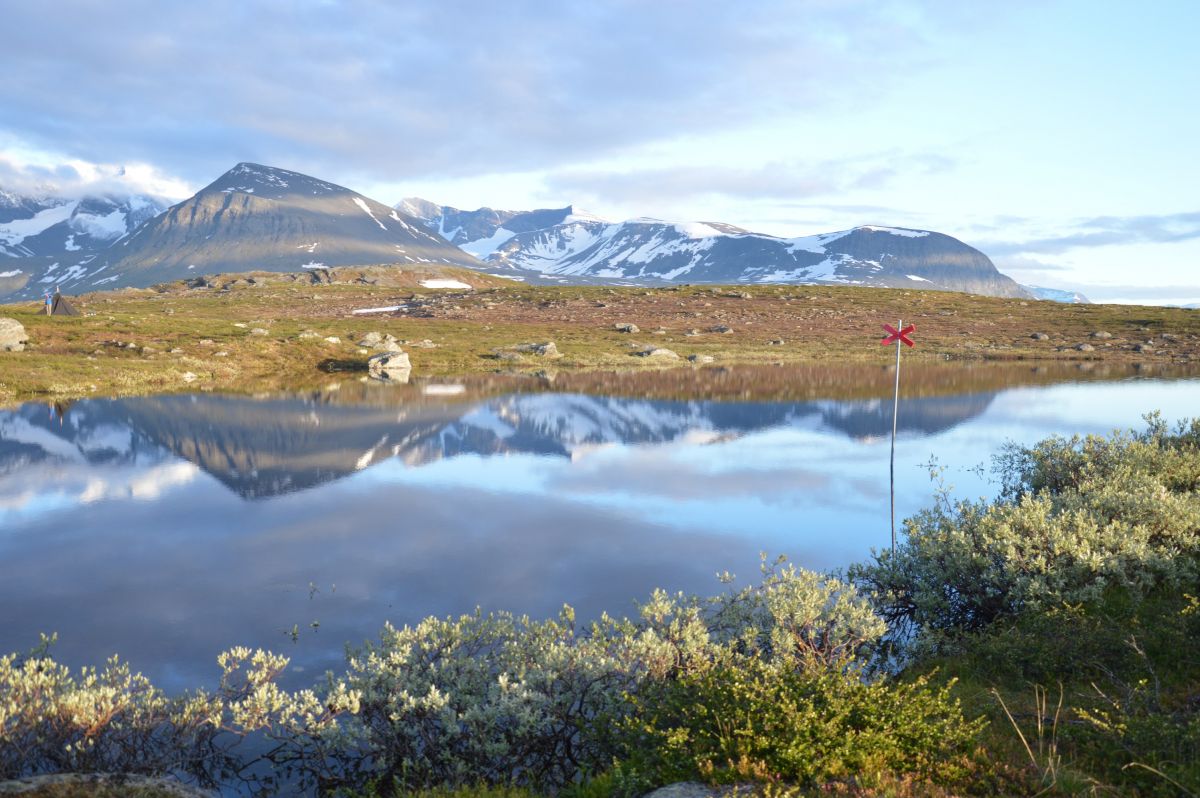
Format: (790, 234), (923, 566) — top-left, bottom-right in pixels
(890, 318), (902, 553)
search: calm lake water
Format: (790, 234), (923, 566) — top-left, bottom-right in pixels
(2, 363), (1199, 691)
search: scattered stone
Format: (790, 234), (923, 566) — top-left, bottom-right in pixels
(141, 346), (157, 354)
(641, 782), (757, 798)
(181, 372), (198, 383)
(0, 318), (28, 351)
(297, 330), (321, 340)
(1090, 331), (1112, 339)
(358, 332), (384, 346)
(373, 340), (404, 353)
(1076, 343), (1095, 352)
(1030, 332), (1050, 340)
(635, 347), (680, 359)
(685, 329), (702, 336)
(324, 336), (341, 344)
(198, 338), (214, 346)
(233, 322), (247, 328)
(214, 351), (229, 357)
(709, 325), (733, 334)
(1134, 343), (1154, 353)
(368, 351), (412, 382)
(250, 327), (269, 336)
(515, 341), (560, 357)
(1161, 333), (1179, 341)
(169, 348), (184, 354)
(768, 338), (785, 345)
(688, 354), (715, 364)
(614, 322), (639, 333)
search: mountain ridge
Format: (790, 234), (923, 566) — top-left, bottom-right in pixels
(399, 198), (1031, 298)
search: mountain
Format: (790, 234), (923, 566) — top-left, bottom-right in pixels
(400, 199), (1029, 298)
(2, 164), (482, 300)
(0, 192), (165, 295)
(1024, 285), (1091, 304)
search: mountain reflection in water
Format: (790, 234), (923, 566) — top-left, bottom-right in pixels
(1, 363), (1198, 691)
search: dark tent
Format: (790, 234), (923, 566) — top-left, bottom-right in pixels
(38, 293), (80, 316)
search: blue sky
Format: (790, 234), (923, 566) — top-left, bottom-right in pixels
(1, 0), (1197, 303)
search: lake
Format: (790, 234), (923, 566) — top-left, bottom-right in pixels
(2, 362), (1199, 692)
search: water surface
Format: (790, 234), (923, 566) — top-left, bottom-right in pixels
(2, 364), (1198, 690)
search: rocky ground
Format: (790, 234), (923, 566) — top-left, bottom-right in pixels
(2, 265), (1198, 404)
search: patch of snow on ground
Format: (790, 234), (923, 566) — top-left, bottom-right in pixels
(460, 227), (516, 259)
(64, 235), (80, 251)
(420, 279), (472, 289)
(352, 197), (388, 231)
(487, 273), (524, 281)
(860, 226), (929, 237)
(297, 242), (319, 253)
(906, 274), (931, 282)
(0, 200), (78, 245)
(352, 305), (402, 314)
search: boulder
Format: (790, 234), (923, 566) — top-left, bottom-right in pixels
(1030, 332), (1049, 340)
(0, 318), (28, 352)
(636, 347), (680, 359)
(368, 351), (412, 382)
(515, 341), (560, 357)
(358, 332), (384, 346)
(614, 322), (639, 333)
(1076, 343), (1095, 352)
(1090, 331), (1113, 339)
(688, 354), (715, 364)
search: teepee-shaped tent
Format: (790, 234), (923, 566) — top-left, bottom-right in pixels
(39, 289), (80, 316)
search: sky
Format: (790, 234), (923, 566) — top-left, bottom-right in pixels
(1, 0), (1197, 304)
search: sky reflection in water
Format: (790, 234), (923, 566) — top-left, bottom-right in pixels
(1, 373), (1198, 691)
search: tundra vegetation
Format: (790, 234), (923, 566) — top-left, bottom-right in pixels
(2, 416), (1199, 797)
(2, 269), (1200, 404)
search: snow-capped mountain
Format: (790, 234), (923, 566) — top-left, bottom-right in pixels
(0, 191), (164, 295)
(400, 199), (1029, 298)
(1023, 285), (1091, 304)
(1, 164), (482, 300)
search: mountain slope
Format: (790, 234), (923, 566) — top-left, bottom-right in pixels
(401, 199), (1030, 298)
(93, 164), (481, 289)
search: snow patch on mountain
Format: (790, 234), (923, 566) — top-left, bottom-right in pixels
(0, 201), (78, 246)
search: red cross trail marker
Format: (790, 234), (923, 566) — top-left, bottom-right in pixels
(881, 323), (916, 347)
(883, 319), (916, 553)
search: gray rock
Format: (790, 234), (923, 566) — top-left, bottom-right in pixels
(641, 782), (758, 798)
(1076, 343), (1095, 352)
(688, 354), (715, 364)
(615, 322), (639, 333)
(368, 351), (412, 382)
(297, 330), (321, 339)
(358, 331), (384, 346)
(515, 341), (560, 357)
(1090, 331), (1113, 339)
(636, 347), (680, 359)
(0, 318), (28, 351)
(324, 336), (341, 344)
(1134, 343), (1154, 353)
(709, 324), (732, 334)
(1030, 332), (1050, 340)
(250, 327), (269, 336)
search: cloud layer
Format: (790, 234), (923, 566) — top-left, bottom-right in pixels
(0, 0), (946, 186)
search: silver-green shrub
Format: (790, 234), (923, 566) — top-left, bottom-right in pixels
(852, 415), (1200, 651)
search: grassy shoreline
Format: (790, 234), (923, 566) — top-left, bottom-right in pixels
(2, 267), (1199, 404)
